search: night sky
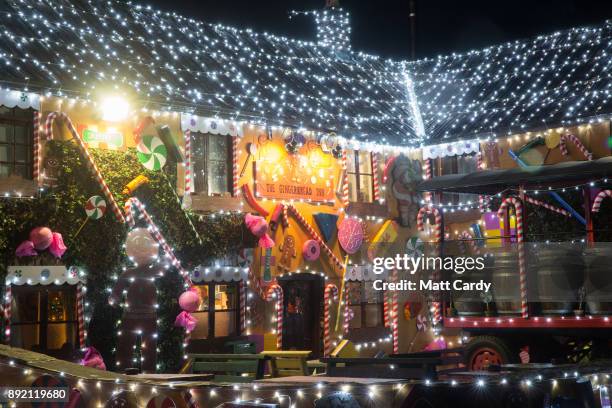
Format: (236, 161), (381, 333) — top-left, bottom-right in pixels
(148, 0), (612, 59)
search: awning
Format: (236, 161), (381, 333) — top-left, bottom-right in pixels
(6, 266), (85, 286)
(0, 90), (41, 110)
(417, 157), (612, 194)
(190, 266), (248, 283)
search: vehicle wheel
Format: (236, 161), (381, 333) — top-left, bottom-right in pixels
(466, 336), (512, 370)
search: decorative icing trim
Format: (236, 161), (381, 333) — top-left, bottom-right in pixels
(6, 265), (84, 286)
(190, 266), (249, 283)
(180, 113), (243, 137)
(0, 90), (41, 110)
(422, 139), (480, 160)
(345, 264), (388, 281)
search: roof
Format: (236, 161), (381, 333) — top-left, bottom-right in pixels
(0, 0), (610, 147)
(416, 157), (612, 194)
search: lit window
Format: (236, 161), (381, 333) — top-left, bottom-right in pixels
(190, 132), (232, 196)
(191, 283), (241, 340)
(347, 150), (373, 203)
(347, 282), (384, 329)
(0, 106), (33, 179)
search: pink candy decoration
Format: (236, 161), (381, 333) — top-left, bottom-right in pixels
(337, 217), (363, 254)
(49, 232), (67, 258)
(30, 226), (53, 250)
(15, 241), (37, 257)
(178, 289), (201, 313)
(423, 337), (447, 351)
(175, 311), (198, 332)
(81, 346), (106, 370)
(245, 213), (275, 249)
(302, 239), (320, 261)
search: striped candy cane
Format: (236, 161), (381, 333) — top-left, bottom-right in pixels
(560, 134), (593, 161)
(341, 150), (349, 207)
(458, 231), (481, 255)
(286, 205), (344, 270)
(266, 284), (283, 349)
(498, 197), (528, 318)
(33, 111), (41, 186)
(343, 288), (350, 335)
(383, 291), (390, 328)
(323, 283), (338, 356)
(525, 195), (571, 217)
(417, 206), (443, 324)
(4, 284), (11, 344)
(45, 112), (125, 223)
(182, 130), (192, 208)
(281, 204), (289, 229)
(232, 136), (239, 196)
(422, 158), (432, 203)
(371, 152), (381, 202)
(247, 264), (265, 299)
(239, 280), (247, 333)
(76, 282), (86, 349)
(592, 190), (612, 213)
(476, 149), (490, 212)
(124, 197), (192, 287)
(392, 269), (399, 354)
(382, 155), (398, 184)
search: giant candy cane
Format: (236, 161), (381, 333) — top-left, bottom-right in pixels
(266, 283), (283, 349)
(341, 150), (350, 207)
(45, 112), (125, 223)
(33, 111), (41, 186)
(416, 206), (442, 324)
(323, 283), (338, 356)
(458, 231), (481, 255)
(497, 197), (528, 318)
(422, 158), (432, 203)
(76, 282), (86, 349)
(124, 197), (192, 287)
(592, 190), (612, 213)
(560, 134), (593, 161)
(182, 130), (192, 208)
(391, 269), (399, 353)
(372, 152), (381, 202)
(525, 195), (571, 217)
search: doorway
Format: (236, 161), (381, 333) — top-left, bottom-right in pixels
(278, 273), (324, 357)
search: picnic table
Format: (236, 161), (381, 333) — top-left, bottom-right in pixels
(260, 350), (311, 377)
(188, 353), (269, 383)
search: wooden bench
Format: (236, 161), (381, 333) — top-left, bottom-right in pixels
(392, 348), (466, 375)
(260, 351), (311, 377)
(322, 356), (439, 379)
(188, 353), (269, 383)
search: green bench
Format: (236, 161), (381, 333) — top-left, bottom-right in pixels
(188, 353), (269, 383)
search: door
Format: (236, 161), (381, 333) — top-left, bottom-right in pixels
(278, 274), (323, 357)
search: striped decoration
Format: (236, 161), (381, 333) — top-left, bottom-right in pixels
(232, 136), (239, 196)
(76, 282), (86, 349)
(383, 291), (390, 328)
(45, 112), (125, 223)
(382, 155), (397, 184)
(323, 283), (338, 356)
(281, 203), (289, 228)
(560, 134), (593, 161)
(458, 231), (481, 255)
(341, 150), (349, 207)
(3, 285), (11, 344)
(371, 152), (381, 202)
(476, 149), (489, 212)
(239, 280), (247, 334)
(33, 110), (41, 185)
(286, 205), (344, 270)
(592, 189), (612, 213)
(182, 130), (192, 208)
(265, 283), (283, 349)
(422, 158), (432, 203)
(497, 197), (528, 318)
(124, 197), (192, 287)
(343, 288), (350, 335)
(416, 206), (442, 325)
(247, 264), (265, 299)
(525, 195), (571, 217)
(391, 269), (399, 354)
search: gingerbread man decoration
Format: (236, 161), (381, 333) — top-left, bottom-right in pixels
(278, 235), (297, 273)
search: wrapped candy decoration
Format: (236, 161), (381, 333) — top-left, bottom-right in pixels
(245, 213), (275, 249)
(15, 227), (67, 258)
(81, 346), (106, 370)
(48, 232), (67, 258)
(30, 227), (53, 250)
(174, 311), (198, 332)
(15, 240), (37, 257)
(175, 288), (201, 332)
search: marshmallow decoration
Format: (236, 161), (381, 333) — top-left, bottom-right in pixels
(30, 227), (53, 250)
(245, 213), (275, 249)
(15, 227), (67, 258)
(178, 289), (201, 313)
(125, 227), (159, 266)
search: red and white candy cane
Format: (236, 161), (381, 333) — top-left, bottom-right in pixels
(391, 269), (399, 354)
(124, 197), (192, 287)
(76, 282), (86, 349)
(341, 150), (349, 207)
(416, 206), (443, 324)
(33, 111), (41, 186)
(281, 204), (289, 229)
(525, 195), (571, 217)
(371, 152), (381, 202)
(247, 264), (265, 299)
(183, 130), (192, 207)
(560, 134), (593, 161)
(476, 149), (490, 212)
(497, 197), (528, 318)
(286, 205), (344, 270)
(592, 190), (612, 213)
(239, 280), (247, 333)
(382, 155), (398, 184)
(422, 158), (432, 203)
(383, 292), (390, 328)
(343, 288), (350, 335)
(458, 231), (481, 255)
(323, 283), (338, 356)
(45, 112), (125, 223)
(266, 283), (283, 349)
(3, 285), (11, 344)
(232, 136), (239, 196)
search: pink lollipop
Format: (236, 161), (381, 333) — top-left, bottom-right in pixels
(338, 218), (364, 254)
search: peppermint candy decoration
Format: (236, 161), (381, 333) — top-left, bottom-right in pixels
(302, 239), (320, 261)
(137, 135), (167, 171)
(416, 314), (427, 332)
(85, 195), (107, 220)
(338, 218), (364, 254)
(405, 236), (424, 258)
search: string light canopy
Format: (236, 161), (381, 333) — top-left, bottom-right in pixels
(0, 1), (610, 148)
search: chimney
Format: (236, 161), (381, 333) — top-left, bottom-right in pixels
(315, 3), (351, 51)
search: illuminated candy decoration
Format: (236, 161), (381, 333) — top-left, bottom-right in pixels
(323, 283), (338, 356)
(559, 134), (593, 161)
(302, 239), (321, 261)
(266, 283), (284, 349)
(125, 227), (159, 266)
(592, 189), (612, 213)
(84, 195), (106, 220)
(241, 184), (270, 216)
(416, 313), (427, 331)
(337, 217), (363, 254)
(137, 135), (168, 171)
(122, 175), (150, 196)
(405, 235), (424, 258)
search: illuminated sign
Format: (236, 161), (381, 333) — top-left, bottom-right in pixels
(254, 139), (338, 202)
(78, 125), (124, 149)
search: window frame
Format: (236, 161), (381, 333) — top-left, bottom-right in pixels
(190, 132), (233, 196)
(346, 281), (385, 330)
(347, 150), (374, 203)
(192, 282), (242, 341)
(432, 153), (479, 205)
(0, 107), (34, 179)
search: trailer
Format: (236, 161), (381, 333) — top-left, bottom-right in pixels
(417, 157), (612, 370)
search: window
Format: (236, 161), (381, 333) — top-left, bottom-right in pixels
(191, 132), (232, 196)
(0, 106), (33, 179)
(192, 283), (241, 340)
(10, 286), (78, 357)
(433, 154), (479, 205)
(347, 150), (373, 203)
(347, 282), (384, 329)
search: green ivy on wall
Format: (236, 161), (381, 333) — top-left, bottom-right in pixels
(0, 140), (246, 371)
